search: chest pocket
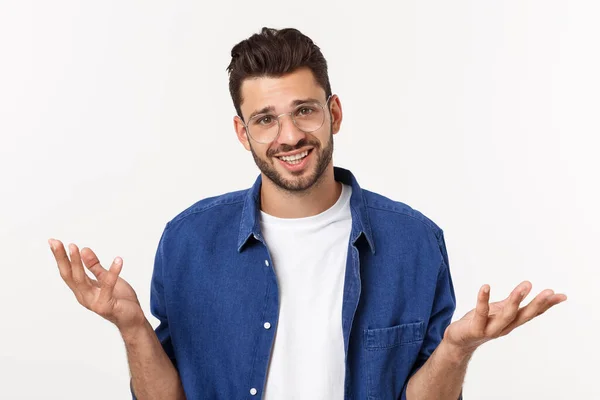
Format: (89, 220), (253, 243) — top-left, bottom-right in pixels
(363, 320), (425, 400)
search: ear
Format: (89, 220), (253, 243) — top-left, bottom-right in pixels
(329, 95), (343, 135)
(233, 115), (252, 151)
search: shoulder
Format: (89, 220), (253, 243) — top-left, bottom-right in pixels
(360, 188), (451, 270)
(165, 188), (249, 231)
(361, 188), (443, 239)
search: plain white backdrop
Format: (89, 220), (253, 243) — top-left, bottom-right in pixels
(1, 1), (598, 399)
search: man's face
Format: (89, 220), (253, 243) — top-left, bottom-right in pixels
(234, 67), (341, 192)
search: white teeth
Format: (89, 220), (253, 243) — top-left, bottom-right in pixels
(279, 150), (309, 162)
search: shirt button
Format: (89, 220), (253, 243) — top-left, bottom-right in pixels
(263, 322), (271, 329)
(264, 260), (269, 267)
(250, 388), (258, 395)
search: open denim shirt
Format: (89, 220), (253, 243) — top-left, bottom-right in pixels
(131, 167), (461, 400)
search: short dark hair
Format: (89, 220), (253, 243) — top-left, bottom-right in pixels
(227, 27), (332, 119)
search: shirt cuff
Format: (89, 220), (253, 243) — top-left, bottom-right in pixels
(130, 378), (137, 400)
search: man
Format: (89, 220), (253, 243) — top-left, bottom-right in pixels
(49, 27), (567, 399)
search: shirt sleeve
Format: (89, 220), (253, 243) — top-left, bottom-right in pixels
(130, 225), (178, 399)
(399, 230), (463, 400)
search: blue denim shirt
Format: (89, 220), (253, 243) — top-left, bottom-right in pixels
(131, 167), (461, 400)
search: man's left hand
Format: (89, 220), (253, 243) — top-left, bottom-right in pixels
(442, 281), (567, 357)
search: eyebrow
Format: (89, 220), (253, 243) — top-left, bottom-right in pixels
(248, 105), (275, 121)
(247, 97), (323, 120)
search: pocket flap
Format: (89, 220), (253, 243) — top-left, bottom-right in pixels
(364, 320), (425, 349)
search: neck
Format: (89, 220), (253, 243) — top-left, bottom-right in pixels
(260, 165), (342, 219)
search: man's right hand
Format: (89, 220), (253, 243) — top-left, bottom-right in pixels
(49, 238), (146, 335)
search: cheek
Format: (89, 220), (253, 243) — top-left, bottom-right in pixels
(312, 130), (330, 145)
(250, 142), (271, 158)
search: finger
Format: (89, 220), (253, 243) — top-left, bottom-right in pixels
(49, 239), (74, 288)
(499, 289), (553, 335)
(486, 281), (531, 336)
(98, 257), (123, 304)
(80, 247), (109, 281)
(472, 285), (491, 334)
(68, 243), (90, 287)
(543, 293), (568, 312)
(500, 290), (567, 335)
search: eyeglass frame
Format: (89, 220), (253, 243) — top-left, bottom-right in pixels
(241, 94), (334, 144)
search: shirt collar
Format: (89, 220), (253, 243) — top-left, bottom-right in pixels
(237, 166), (376, 254)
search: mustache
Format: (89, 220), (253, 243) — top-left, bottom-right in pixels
(267, 138), (320, 157)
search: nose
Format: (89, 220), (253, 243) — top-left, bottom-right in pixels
(275, 113), (306, 147)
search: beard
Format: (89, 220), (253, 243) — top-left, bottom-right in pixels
(249, 127), (334, 193)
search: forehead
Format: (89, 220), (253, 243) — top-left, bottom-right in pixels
(239, 67), (326, 118)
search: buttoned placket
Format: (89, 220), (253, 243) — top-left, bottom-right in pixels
(342, 238), (363, 400)
(247, 233), (280, 398)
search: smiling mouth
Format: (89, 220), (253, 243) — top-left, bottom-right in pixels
(276, 149), (312, 165)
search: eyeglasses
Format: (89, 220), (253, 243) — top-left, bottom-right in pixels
(243, 95), (333, 144)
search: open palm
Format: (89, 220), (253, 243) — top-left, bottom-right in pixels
(49, 239), (146, 331)
(443, 281), (567, 354)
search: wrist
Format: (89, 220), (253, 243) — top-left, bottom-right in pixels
(119, 318), (151, 343)
(439, 339), (476, 364)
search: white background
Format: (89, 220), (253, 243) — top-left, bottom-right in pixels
(1, 1), (598, 399)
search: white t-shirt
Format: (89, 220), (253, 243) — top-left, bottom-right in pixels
(260, 183), (353, 400)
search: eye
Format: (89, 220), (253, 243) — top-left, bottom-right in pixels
(294, 104), (320, 119)
(298, 106), (314, 116)
(254, 115), (275, 126)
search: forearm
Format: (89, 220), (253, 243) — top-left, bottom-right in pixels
(121, 319), (186, 400)
(406, 339), (472, 400)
